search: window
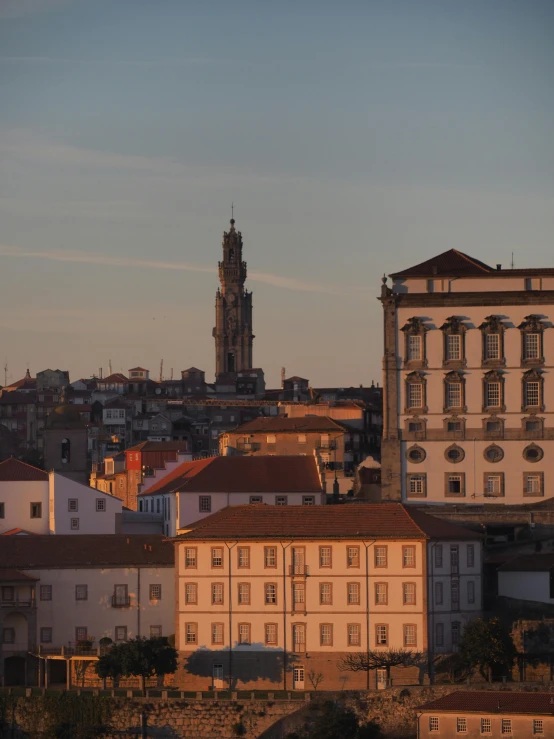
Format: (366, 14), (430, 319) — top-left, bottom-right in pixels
(199, 496), (212, 513)
(302, 496), (315, 506)
(40, 585), (52, 601)
(407, 334), (422, 361)
(212, 548), (223, 568)
(113, 584), (129, 607)
(445, 444), (464, 463)
(68, 499), (78, 512)
(0, 503), (4, 518)
(447, 420), (462, 432)
(451, 580), (460, 610)
(2, 627), (15, 644)
(375, 546), (387, 568)
(70, 518), (79, 530)
(467, 545), (475, 568)
(429, 717), (439, 732)
(467, 581), (475, 604)
(375, 583), (388, 605)
(265, 623), (277, 645)
(266, 434), (276, 444)
(407, 446), (426, 463)
(320, 623), (333, 646)
(485, 419), (502, 434)
(249, 496), (262, 504)
(533, 719), (544, 734)
(238, 583), (250, 605)
(408, 421), (423, 433)
(212, 623), (224, 645)
(376, 624), (388, 645)
(347, 582), (360, 605)
(30, 502), (42, 518)
(404, 624), (417, 647)
(523, 444), (544, 463)
(485, 333), (500, 360)
(524, 333), (540, 359)
(238, 623), (251, 644)
(96, 499), (106, 512)
(319, 546), (332, 568)
(446, 334), (461, 361)
(484, 444), (503, 463)
(202, 582), (220, 607)
(403, 546), (416, 568)
(456, 717), (467, 733)
(185, 548), (197, 569)
(452, 621), (461, 646)
(1, 586), (14, 602)
(524, 473), (544, 496)
(264, 547), (277, 568)
(435, 545), (443, 568)
(403, 582), (416, 605)
(485, 473), (503, 496)
(40, 627), (52, 643)
(481, 718), (491, 734)
(451, 545), (459, 573)
(292, 624), (306, 652)
(149, 584), (162, 600)
(75, 585), (88, 601)
(501, 719), (512, 734)
(293, 582), (305, 609)
(347, 546), (360, 568)
(445, 377), (463, 409)
(320, 583), (332, 605)
(113, 626), (127, 641)
(265, 583), (277, 604)
(348, 623), (361, 646)
(75, 627), (88, 642)
(435, 582), (443, 605)
(238, 547), (250, 568)
(297, 434), (306, 444)
(185, 623), (197, 644)
(435, 623), (444, 646)
(185, 583), (197, 604)
(523, 375), (542, 410)
(484, 379), (501, 408)
(275, 495), (288, 506)
(407, 474), (426, 497)
(407, 383), (423, 409)
(446, 473), (465, 496)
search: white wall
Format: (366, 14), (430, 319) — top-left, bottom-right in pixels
(498, 571), (551, 604)
(50, 473), (122, 535)
(29, 566), (175, 645)
(0, 480), (49, 534)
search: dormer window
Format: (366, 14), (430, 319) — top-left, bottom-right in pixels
(441, 317), (467, 368)
(479, 315), (506, 367)
(443, 371), (466, 412)
(522, 369), (544, 412)
(519, 315), (546, 366)
(401, 317), (428, 369)
(405, 372), (427, 414)
(482, 371), (505, 412)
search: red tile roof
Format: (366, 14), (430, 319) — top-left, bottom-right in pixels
(0, 568), (38, 582)
(418, 690), (554, 715)
(126, 441), (189, 453)
(99, 373), (128, 383)
(176, 502), (480, 541)
(142, 456), (323, 497)
(228, 416), (349, 434)
(0, 535), (174, 568)
(0, 458), (48, 482)
(498, 554), (554, 572)
(391, 249), (493, 278)
(1, 528), (39, 536)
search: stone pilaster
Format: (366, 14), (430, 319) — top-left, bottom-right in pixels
(380, 281), (402, 501)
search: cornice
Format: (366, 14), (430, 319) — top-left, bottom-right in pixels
(390, 291), (554, 308)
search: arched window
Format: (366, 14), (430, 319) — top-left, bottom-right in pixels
(401, 317), (428, 369)
(440, 316), (467, 369)
(61, 437), (71, 464)
(479, 315), (506, 367)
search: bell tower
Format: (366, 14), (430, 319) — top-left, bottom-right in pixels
(213, 219), (254, 377)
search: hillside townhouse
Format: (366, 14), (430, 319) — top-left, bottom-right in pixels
(173, 503), (482, 691)
(139, 455), (326, 536)
(380, 249), (554, 504)
(0, 535), (174, 687)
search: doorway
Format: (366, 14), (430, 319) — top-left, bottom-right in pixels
(212, 664), (224, 690)
(293, 666), (305, 690)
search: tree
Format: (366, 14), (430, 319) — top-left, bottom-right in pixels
(457, 617), (516, 682)
(307, 669), (324, 691)
(339, 648), (424, 685)
(95, 637), (178, 694)
(284, 701), (382, 739)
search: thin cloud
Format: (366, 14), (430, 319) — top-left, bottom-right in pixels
(0, 245), (349, 296)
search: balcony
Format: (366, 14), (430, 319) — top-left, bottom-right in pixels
(317, 441), (336, 450)
(1, 597), (35, 609)
(111, 595), (131, 608)
(32, 644), (112, 658)
(289, 565), (309, 577)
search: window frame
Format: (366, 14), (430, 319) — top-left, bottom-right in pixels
(402, 581), (416, 605)
(375, 623), (388, 646)
(374, 546), (388, 568)
(264, 622), (278, 645)
(374, 582), (388, 605)
(199, 495), (212, 513)
(348, 623), (361, 646)
(482, 370), (506, 412)
(211, 582), (224, 605)
(347, 581), (361, 605)
(319, 546), (332, 568)
(443, 371), (466, 412)
(319, 582), (333, 605)
(237, 582), (251, 605)
(264, 546), (277, 568)
(403, 623), (417, 647)
(522, 369), (544, 412)
(401, 317), (429, 369)
(479, 315), (506, 368)
(211, 622), (224, 645)
(30, 502), (42, 519)
(523, 471), (544, 497)
(441, 316), (467, 368)
(484, 471), (505, 498)
(406, 473), (427, 498)
(75, 584), (88, 601)
(402, 546), (416, 569)
(185, 622), (198, 645)
(445, 472), (466, 498)
(404, 372), (427, 413)
(237, 547), (250, 569)
(264, 582), (278, 605)
(185, 547), (197, 569)
(347, 546), (361, 568)
(519, 314), (546, 367)
(184, 582), (198, 605)
(319, 622), (333, 647)
(211, 547), (224, 568)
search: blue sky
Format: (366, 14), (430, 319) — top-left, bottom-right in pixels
(1, 0), (553, 386)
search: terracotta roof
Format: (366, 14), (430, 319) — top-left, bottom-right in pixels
(99, 373), (128, 383)
(418, 690), (554, 715)
(142, 456), (323, 497)
(176, 502), (480, 541)
(228, 416), (350, 434)
(0, 458), (48, 482)
(5, 371), (36, 390)
(391, 249), (493, 278)
(0, 568), (38, 582)
(498, 554), (554, 572)
(0, 535), (174, 568)
(126, 441), (189, 453)
(1, 528), (39, 536)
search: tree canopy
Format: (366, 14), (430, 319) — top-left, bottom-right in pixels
(457, 617), (516, 682)
(95, 637), (178, 693)
(339, 648), (424, 681)
(285, 701), (382, 739)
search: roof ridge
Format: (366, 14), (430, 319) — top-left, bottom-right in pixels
(453, 249), (492, 273)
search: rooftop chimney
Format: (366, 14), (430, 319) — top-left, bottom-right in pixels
(497, 264), (502, 271)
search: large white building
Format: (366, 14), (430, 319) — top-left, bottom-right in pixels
(0, 458), (123, 535)
(173, 503), (482, 691)
(380, 250), (554, 504)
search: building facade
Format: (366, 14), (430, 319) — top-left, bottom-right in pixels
(213, 219), (254, 377)
(380, 250), (554, 504)
(173, 503), (481, 690)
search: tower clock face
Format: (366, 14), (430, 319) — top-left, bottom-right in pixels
(228, 293), (236, 304)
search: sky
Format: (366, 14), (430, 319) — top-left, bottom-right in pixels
(1, 0), (553, 388)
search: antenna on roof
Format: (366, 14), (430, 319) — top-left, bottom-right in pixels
(170, 368), (174, 381)
(159, 359), (164, 383)
(108, 359), (112, 376)
(3, 361), (7, 387)
(511, 252), (514, 270)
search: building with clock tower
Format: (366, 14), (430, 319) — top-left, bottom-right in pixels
(213, 219), (254, 378)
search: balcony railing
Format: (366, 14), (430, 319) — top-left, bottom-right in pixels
(289, 565), (309, 576)
(111, 595), (131, 608)
(1, 598), (35, 608)
(32, 644), (112, 657)
(317, 441), (336, 450)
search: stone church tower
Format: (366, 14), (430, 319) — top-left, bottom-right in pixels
(213, 219), (254, 376)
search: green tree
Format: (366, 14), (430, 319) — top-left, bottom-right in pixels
(458, 617), (516, 682)
(94, 637), (178, 694)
